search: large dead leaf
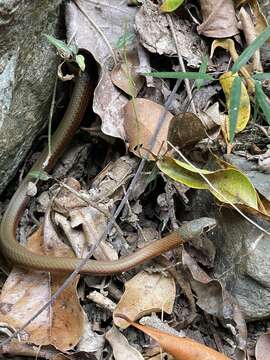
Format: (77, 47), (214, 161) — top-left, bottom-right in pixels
(197, 0), (239, 38)
(115, 315), (231, 360)
(113, 271), (175, 329)
(124, 98), (173, 157)
(65, 0), (137, 140)
(0, 223), (84, 351)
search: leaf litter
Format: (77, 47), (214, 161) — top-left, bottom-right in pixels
(2, 0), (270, 359)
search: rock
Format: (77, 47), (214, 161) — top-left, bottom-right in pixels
(0, 0), (61, 193)
(186, 189), (270, 321)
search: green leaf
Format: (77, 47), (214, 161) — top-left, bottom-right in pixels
(144, 71), (213, 80)
(231, 25), (270, 73)
(229, 76), (241, 143)
(195, 55), (208, 90)
(160, 0), (184, 12)
(255, 80), (270, 125)
(75, 54), (85, 71)
(252, 72), (270, 80)
(29, 170), (51, 181)
(44, 34), (74, 57)
(115, 31), (135, 49)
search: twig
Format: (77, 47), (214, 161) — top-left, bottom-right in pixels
(166, 14), (196, 114)
(43, 74), (58, 168)
(167, 142), (270, 237)
(74, 0), (117, 64)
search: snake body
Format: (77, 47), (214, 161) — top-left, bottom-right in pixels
(0, 71), (215, 275)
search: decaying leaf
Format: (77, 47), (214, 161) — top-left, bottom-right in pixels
(157, 156), (258, 208)
(0, 224), (84, 351)
(135, 0), (203, 67)
(106, 326), (144, 360)
(113, 271), (175, 329)
(114, 315), (231, 360)
(219, 71), (250, 137)
(111, 50), (144, 97)
(168, 110), (221, 149)
(124, 98), (173, 157)
(197, 0), (239, 38)
(182, 250), (247, 357)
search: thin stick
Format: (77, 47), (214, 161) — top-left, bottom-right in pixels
(166, 15), (196, 114)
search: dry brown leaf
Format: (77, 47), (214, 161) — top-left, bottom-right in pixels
(124, 98), (173, 158)
(197, 0), (239, 38)
(255, 332), (270, 360)
(111, 50), (144, 97)
(106, 326), (144, 360)
(168, 112), (208, 149)
(115, 315), (231, 360)
(113, 271), (175, 329)
(239, 7), (263, 72)
(0, 223), (84, 351)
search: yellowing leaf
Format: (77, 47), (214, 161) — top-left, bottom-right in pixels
(160, 0), (184, 12)
(220, 71), (250, 135)
(157, 156), (258, 209)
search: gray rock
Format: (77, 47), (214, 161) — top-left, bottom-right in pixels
(187, 189), (270, 321)
(0, 0), (61, 193)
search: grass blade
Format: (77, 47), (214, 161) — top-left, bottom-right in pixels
(229, 76), (241, 143)
(252, 72), (270, 80)
(195, 55), (208, 90)
(231, 25), (270, 73)
(144, 71), (213, 80)
(255, 80), (270, 125)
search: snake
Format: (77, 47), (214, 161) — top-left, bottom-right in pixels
(0, 70), (216, 275)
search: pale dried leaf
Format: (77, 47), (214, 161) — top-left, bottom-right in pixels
(77, 319), (105, 353)
(255, 332), (270, 360)
(135, 0), (203, 67)
(66, 0), (137, 140)
(197, 0), (239, 38)
(113, 271), (175, 329)
(106, 326), (144, 360)
(124, 98), (173, 158)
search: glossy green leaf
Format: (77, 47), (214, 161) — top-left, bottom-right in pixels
(255, 80), (270, 125)
(157, 156), (258, 208)
(75, 54), (86, 71)
(160, 0), (184, 12)
(44, 34), (74, 57)
(144, 71), (213, 80)
(231, 25), (270, 73)
(229, 76), (241, 143)
(29, 170), (51, 181)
